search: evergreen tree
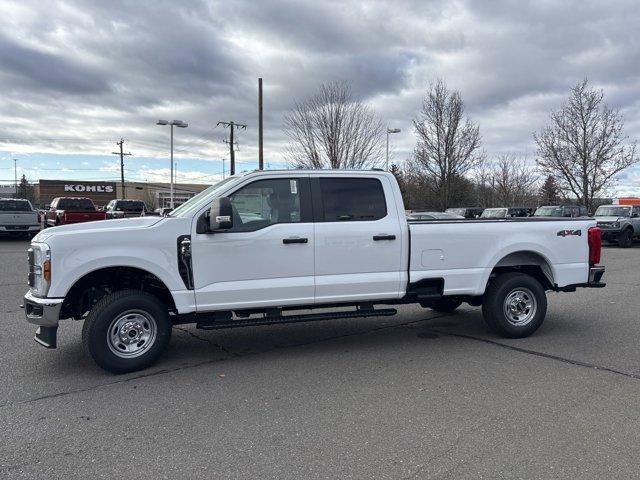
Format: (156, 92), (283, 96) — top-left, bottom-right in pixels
(539, 175), (559, 205)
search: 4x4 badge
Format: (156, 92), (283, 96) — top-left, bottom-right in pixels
(557, 229), (582, 237)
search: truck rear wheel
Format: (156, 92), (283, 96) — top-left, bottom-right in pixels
(618, 228), (633, 248)
(482, 273), (547, 338)
(82, 290), (171, 374)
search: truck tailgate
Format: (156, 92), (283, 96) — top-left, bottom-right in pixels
(0, 211), (38, 226)
(61, 211), (107, 222)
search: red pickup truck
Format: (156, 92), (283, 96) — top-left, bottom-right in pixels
(44, 197), (107, 227)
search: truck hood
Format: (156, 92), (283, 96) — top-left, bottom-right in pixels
(595, 216), (625, 223)
(34, 216), (164, 242)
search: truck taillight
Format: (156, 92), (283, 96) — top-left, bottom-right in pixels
(588, 226), (602, 265)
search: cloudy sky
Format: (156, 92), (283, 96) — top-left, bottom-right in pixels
(0, 0), (639, 194)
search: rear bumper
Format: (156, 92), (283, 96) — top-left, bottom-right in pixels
(22, 290), (64, 327)
(588, 265), (605, 287)
(0, 224), (40, 232)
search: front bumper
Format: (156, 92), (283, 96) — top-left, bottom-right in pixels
(597, 227), (623, 240)
(22, 290), (63, 327)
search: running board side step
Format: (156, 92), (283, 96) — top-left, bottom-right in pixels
(194, 308), (398, 331)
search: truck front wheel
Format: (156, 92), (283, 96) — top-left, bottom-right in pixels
(482, 273), (547, 338)
(82, 290), (172, 373)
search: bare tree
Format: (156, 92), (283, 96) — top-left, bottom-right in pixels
(534, 79), (637, 211)
(490, 155), (539, 206)
(283, 82), (384, 169)
(409, 79), (483, 210)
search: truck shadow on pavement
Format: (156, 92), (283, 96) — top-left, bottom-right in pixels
(43, 308), (482, 378)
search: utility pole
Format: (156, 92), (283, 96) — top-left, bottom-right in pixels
(112, 139), (132, 199)
(217, 121), (247, 176)
(258, 78), (264, 170)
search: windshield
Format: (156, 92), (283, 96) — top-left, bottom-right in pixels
(594, 206), (631, 217)
(0, 200), (33, 211)
(534, 206), (563, 217)
(169, 176), (240, 218)
(481, 208), (507, 218)
(57, 198), (95, 210)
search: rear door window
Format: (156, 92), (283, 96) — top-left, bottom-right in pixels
(318, 178), (387, 222)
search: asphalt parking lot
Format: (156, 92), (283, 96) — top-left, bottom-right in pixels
(1, 238), (639, 479)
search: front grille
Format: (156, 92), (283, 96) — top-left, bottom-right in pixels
(27, 248), (34, 287)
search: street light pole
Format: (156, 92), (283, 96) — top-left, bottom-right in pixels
(170, 123), (174, 208)
(386, 128), (401, 171)
(13, 158), (18, 196)
(157, 119), (188, 209)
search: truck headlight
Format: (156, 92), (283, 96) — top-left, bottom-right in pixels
(28, 243), (51, 297)
(612, 222), (620, 229)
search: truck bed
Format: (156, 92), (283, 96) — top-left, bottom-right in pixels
(408, 217), (596, 295)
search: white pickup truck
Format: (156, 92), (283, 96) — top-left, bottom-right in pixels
(23, 170), (605, 373)
(0, 198), (41, 238)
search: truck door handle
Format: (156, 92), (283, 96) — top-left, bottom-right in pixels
(373, 234), (396, 241)
(282, 237), (308, 244)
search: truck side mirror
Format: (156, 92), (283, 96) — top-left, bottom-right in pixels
(208, 197), (233, 231)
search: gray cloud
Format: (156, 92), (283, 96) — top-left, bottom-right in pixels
(0, 33), (110, 94)
(0, 0), (638, 192)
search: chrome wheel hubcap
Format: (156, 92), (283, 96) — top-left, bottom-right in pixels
(503, 288), (537, 326)
(107, 310), (157, 358)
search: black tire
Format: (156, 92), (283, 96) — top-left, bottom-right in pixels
(82, 290), (171, 374)
(618, 228), (633, 248)
(428, 298), (463, 313)
(482, 272), (547, 338)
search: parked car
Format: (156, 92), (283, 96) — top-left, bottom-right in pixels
(0, 198), (41, 238)
(44, 197), (107, 227)
(480, 207), (534, 219)
(534, 205), (589, 218)
(594, 204), (640, 248)
(24, 170), (605, 373)
(407, 211), (465, 220)
(445, 207), (484, 219)
(105, 199), (147, 219)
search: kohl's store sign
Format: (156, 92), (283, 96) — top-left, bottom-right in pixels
(64, 184), (114, 193)
(39, 180), (118, 203)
